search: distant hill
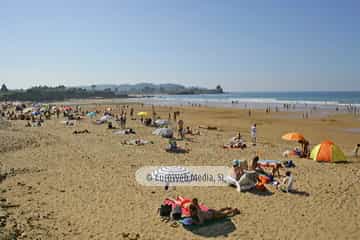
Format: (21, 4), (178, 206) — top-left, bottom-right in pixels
(0, 83), (223, 102)
(79, 83), (223, 95)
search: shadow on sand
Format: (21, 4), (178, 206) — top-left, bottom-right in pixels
(183, 218), (236, 238)
(289, 189), (310, 196)
(247, 188), (274, 196)
(165, 148), (190, 154)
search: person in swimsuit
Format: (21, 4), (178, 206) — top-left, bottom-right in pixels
(189, 198), (240, 224)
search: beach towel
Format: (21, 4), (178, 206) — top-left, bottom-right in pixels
(257, 160), (281, 169)
(122, 139), (151, 145)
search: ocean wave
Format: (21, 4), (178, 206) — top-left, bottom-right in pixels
(150, 96), (358, 106)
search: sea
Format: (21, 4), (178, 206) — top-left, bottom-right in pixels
(137, 91), (360, 110)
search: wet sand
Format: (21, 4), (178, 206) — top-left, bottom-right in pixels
(1, 102), (360, 240)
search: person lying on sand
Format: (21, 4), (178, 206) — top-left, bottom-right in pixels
(189, 198), (240, 225)
(251, 156), (280, 177)
(198, 125), (218, 130)
(73, 129), (90, 135)
(123, 128), (136, 134)
(121, 139), (153, 146)
(184, 126), (200, 136)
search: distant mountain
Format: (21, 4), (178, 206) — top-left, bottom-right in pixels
(79, 83), (223, 95)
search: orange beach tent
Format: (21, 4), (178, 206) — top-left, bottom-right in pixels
(310, 140), (346, 162)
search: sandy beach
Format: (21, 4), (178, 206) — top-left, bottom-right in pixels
(1, 101), (360, 240)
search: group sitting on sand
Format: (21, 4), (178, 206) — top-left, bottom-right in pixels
(224, 132), (247, 149)
(160, 197), (240, 226)
(225, 156), (293, 193)
(283, 139), (310, 158)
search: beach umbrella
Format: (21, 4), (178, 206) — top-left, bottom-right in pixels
(137, 112), (148, 117)
(282, 132), (305, 141)
(151, 166), (192, 184)
(310, 140), (346, 163)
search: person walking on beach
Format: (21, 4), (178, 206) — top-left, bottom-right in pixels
(177, 119), (184, 139)
(251, 124), (257, 146)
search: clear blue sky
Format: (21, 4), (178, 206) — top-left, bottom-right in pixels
(0, 0), (359, 91)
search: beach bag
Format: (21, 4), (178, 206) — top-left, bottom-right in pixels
(256, 182), (266, 190)
(159, 204), (172, 217)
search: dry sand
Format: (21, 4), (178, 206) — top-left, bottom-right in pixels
(1, 102), (360, 240)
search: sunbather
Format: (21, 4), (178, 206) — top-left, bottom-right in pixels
(251, 156), (280, 177)
(73, 129), (90, 134)
(184, 126), (200, 136)
(122, 139), (152, 145)
(189, 198), (239, 225)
